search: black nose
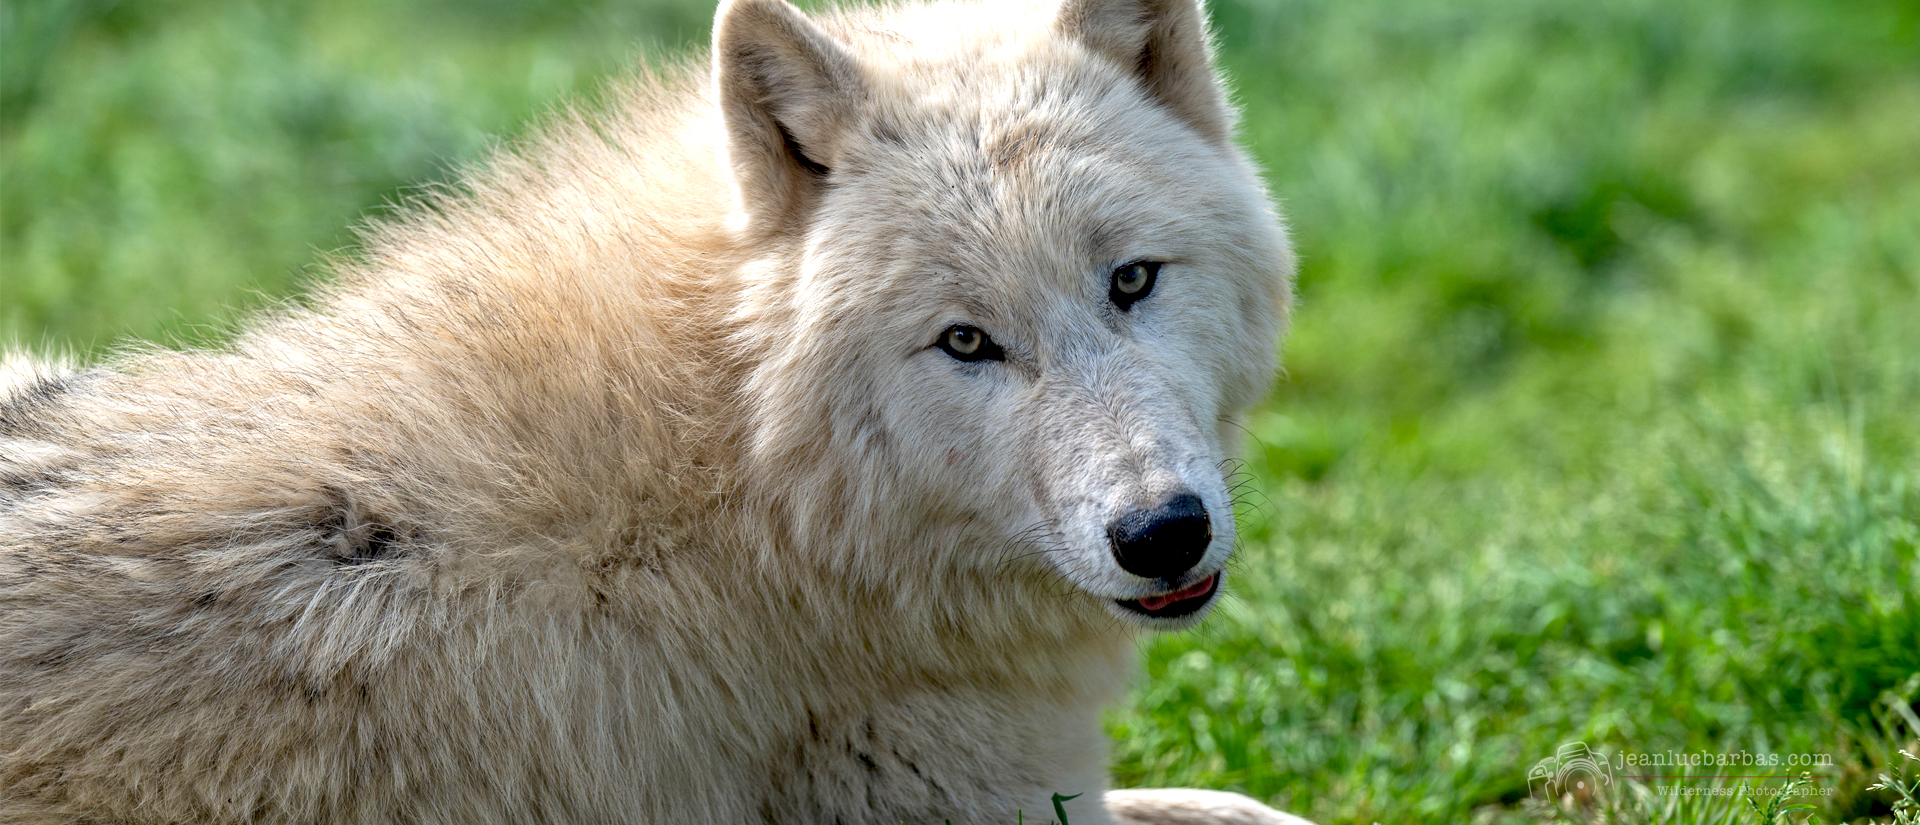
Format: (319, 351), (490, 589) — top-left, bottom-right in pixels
(1107, 491), (1212, 580)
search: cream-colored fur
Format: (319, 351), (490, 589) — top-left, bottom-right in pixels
(0, 0), (1303, 822)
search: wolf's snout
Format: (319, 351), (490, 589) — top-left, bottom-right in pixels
(1106, 491), (1213, 580)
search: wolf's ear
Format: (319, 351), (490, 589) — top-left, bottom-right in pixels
(714, 0), (865, 232)
(1055, 0), (1231, 145)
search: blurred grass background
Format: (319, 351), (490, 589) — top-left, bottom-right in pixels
(3, 0), (1917, 822)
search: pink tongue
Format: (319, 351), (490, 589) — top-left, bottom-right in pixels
(1136, 574), (1216, 612)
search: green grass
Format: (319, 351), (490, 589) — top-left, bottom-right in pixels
(4, 0), (1917, 822)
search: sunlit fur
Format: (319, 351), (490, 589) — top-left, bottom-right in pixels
(0, 0), (1302, 822)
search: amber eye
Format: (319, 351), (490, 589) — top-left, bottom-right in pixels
(936, 325), (1004, 363)
(1110, 261), (1161, 310)
(946, 327), (981, 354)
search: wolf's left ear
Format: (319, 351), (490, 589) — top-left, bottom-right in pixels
(714, 0), (866, 233)
(1055, 0), (1231, 145)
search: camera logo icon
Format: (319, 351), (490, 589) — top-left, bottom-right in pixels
(1529, 742), (1614, 801)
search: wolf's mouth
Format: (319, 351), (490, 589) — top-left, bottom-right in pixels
(1115, 573), (1219, 619)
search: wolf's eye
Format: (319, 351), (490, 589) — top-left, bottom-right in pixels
(1110, 261), (1161, 311)
(936, 325), (1004, 363)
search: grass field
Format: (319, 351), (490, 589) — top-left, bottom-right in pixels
(4, 0), (1918, 822)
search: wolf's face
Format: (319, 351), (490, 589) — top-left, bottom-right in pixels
(722, 0), (1292, 629)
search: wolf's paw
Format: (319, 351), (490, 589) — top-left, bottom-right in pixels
(1104, 788), (1318, 825)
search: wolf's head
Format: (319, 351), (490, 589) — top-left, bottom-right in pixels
(719, 0), (1292, 630)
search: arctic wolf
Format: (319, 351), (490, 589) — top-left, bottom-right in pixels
(0, 0), (1303, 822)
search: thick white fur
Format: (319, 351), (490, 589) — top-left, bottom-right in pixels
(0, 0), (1302, 822)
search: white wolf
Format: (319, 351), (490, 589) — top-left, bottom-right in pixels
(0, 0), (1305, 822)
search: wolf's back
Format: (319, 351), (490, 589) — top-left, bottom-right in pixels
(0, 59), (747, 821)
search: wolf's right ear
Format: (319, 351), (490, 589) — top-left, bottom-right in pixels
(714, 0), (865, 233)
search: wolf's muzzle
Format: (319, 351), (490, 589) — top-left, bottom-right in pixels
(1106, 490), (1212, 580)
